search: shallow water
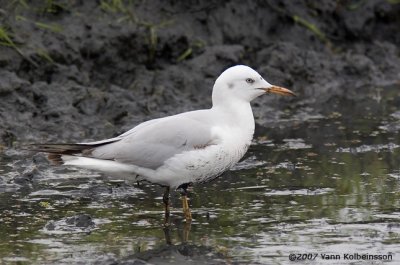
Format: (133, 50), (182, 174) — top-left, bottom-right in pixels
(1, 85), (399, 264)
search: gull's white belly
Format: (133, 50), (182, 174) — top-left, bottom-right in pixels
(147, 126), (253, 188)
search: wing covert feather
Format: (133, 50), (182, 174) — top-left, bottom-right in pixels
(90, 115), (217, 169)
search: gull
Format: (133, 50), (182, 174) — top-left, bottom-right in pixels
(31, 65), (295, 224)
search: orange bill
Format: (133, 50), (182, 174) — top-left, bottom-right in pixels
(262, 86), (296, 96)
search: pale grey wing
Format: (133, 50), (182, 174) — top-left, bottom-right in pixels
(89, 116), (218, 169)
(77, 118), (163, 146)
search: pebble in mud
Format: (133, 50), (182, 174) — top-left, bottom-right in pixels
(44, 214), (96, 234)
(65, 214), (95, 227)
(12, 166), (38, 186)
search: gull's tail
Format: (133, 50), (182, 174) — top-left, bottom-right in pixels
(27, 139), (142, 176)
(27, 138), (121, 165)
(28, 144), (92, 164)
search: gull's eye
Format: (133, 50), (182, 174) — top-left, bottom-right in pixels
(246, 78), (255, 84)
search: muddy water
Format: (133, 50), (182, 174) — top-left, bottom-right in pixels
(1, 85), (399, 264)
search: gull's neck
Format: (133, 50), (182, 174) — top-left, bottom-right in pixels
(211, 95), (255, 130)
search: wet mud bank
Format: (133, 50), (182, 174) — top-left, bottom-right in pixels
(0, 0), (399, 145)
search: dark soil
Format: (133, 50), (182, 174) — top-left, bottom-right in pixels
(0, 0), (399, 145)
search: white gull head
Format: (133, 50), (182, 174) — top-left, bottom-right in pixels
(212, 65), (295, 107)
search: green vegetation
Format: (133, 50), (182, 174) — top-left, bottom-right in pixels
(34, 21), (63, 33)
(176, 47), (193, 62)
(7, 0), (67, 14)
(38, 201), (51, 208)
(0, 25), (39, 66)
(1, 5), (65, 66)
(345, 0), (367, 10)
(3, 0), (178, 65)
(142, 19), (174, 63)
(36, 48), (54, 63)
(40, 0), (68, 13)
(100, 0), (126, 13)
(0, 26), (18, 49)
(292, 15), (330, 46)
(7, 0), (29, 11)
(16, 15), (63, 33)
(98, 0), (175, 63)
(265, 2), (333, 48)
(177, 40), (205, 62)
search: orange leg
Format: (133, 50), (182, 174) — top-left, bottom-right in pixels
(181, 194), (192, 222)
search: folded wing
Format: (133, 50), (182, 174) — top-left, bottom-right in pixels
(31, 114), (218, 170)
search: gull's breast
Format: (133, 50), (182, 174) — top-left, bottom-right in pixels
(154, 125), (254, 188)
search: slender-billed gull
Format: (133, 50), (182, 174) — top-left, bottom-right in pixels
(31, 65), (295, 223)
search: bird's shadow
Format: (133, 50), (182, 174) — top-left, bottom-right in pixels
(163, 219), (192, 245)
(115, 220), (231, 264)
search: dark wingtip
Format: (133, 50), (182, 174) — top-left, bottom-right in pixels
(23, 143), (89, 154)
(21, 144), (46, 152)
(47, 153), (64, 165)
